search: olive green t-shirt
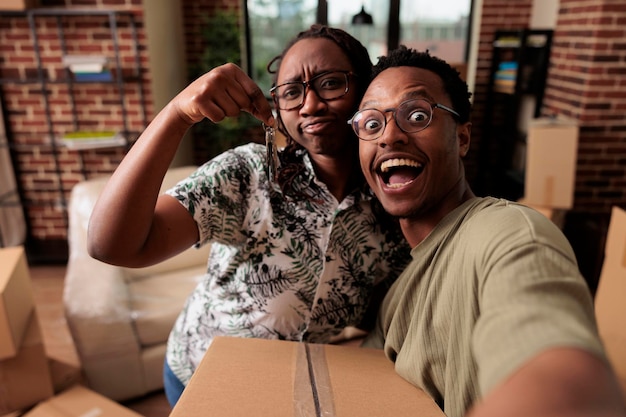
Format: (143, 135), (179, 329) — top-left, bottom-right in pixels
(363, 197), (606, 417)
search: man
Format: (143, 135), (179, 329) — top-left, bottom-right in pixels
(349, 46), (626, 417)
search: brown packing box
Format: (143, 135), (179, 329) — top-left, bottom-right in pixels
(22, 384), (143, 417)
(48, 357), (85, 395)
(0, 0), (39, 10)
(0, 246), (35, 360)
(594, 206), (626, 395)
(524, 117), (578, 209)
(171, 336), (445, 417)
(0, 314), (54, 414)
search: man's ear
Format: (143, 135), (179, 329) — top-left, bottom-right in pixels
(458, 122), (471, 157)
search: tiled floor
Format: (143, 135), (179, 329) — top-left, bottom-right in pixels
(29, 264), (171, 417)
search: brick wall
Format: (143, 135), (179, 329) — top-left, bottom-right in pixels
(543, 0), (626, 214)
(541, 0), (626, 290)
(0, 0), (151, 260)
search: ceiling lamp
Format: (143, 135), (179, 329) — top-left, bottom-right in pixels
(352, 5), (373, 25)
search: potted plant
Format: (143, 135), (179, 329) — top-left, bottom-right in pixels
(191, 7), (262, 164)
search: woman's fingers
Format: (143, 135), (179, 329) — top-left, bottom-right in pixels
(179, 63), (274, 126)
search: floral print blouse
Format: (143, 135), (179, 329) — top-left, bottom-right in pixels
(165, 143), (410, 384)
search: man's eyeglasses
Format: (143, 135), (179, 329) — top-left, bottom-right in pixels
(270, 71), (353, 111)
(348, 98), (460, 141)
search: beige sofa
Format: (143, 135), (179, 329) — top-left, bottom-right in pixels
(63, 166), (211, 401)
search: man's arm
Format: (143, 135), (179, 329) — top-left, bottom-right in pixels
(467, 347), (626, 417)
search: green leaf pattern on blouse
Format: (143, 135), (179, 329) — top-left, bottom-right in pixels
(165, 143), (410, 384)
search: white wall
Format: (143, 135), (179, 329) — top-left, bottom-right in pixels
(466, 0), (482, 97)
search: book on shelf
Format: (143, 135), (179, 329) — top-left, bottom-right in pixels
(62, 55), (113, 82)
(59, 131), (126, 150)
(72, 70), (113, 82)
(62, 55), (108, 73)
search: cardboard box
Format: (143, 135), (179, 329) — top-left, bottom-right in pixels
(594, 206), (626, 395)
(171, 336), (445, 417)
(0, 0), (38, 10)
(0, 246), (35, 360)
(22, 385), (144, 417)
(48, 357), (85, 394)
(0, 314), (54, 414)
(524, 117), (579, 209)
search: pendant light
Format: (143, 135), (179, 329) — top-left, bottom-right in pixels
(352, 5), (373, 25)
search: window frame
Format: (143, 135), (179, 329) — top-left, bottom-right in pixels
(242, 0), (474, 92)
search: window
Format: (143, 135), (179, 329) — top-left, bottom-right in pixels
(245, 0), (473, 95)
(246, 0), (318, 95)
(399, 0), (471, 63)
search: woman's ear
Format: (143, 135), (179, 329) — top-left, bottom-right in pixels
(458, 122), (471, 157)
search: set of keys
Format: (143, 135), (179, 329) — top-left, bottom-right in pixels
(263, 123), (279, 184)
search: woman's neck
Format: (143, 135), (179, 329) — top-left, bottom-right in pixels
(311, 153), (361, 202)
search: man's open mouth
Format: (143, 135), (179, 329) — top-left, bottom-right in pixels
(379, 158), (424, 188)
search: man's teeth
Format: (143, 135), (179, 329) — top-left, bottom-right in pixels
(380, 158), (422, 173)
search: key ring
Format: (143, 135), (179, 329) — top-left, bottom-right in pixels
(263, 123), (279, 184)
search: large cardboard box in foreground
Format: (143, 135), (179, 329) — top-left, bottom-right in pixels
(0, 246), (35, 360)
(23, 385), (143, 417)
(524, 117), (579, 209)
(171, 336), (445, 417)
(594, 206), (626, 394)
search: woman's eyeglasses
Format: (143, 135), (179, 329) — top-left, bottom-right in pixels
(348, 98), (460, 141)
(271, 71), (353, 111)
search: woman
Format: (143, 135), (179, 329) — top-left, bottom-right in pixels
(87, 25), (410, 406)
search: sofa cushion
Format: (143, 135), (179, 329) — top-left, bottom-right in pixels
(128, 266), (205, 346)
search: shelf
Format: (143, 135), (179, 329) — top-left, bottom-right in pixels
(58, 131), (127, 150)
(493, 38), (521, 48)
(0, 75), (141, 85)
(477, 29), (553, 198)
(0, 7), (147, 252)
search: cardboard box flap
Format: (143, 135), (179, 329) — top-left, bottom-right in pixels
(0, 246), (35, 359)
(171, 336), (444, 417)
(595, 206), (626, 387)
(23, 385), (143, 417)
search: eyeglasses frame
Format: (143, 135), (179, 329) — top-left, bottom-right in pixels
(348, 98), (461, 141)
(270, 71), (354, 111)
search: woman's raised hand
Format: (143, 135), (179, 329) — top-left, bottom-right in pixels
(172, 63), (275, 127)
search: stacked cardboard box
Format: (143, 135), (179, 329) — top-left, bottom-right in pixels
(171, 336), (445, 417)
(0, 246), (143, 417)
(0, 246), (35, 360)
(519, 117), (579, 228)
(0, 246), (53, 414)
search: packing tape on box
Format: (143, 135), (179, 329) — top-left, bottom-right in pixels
(294, 343), (336, 417)
(542, 176), (555, 207)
